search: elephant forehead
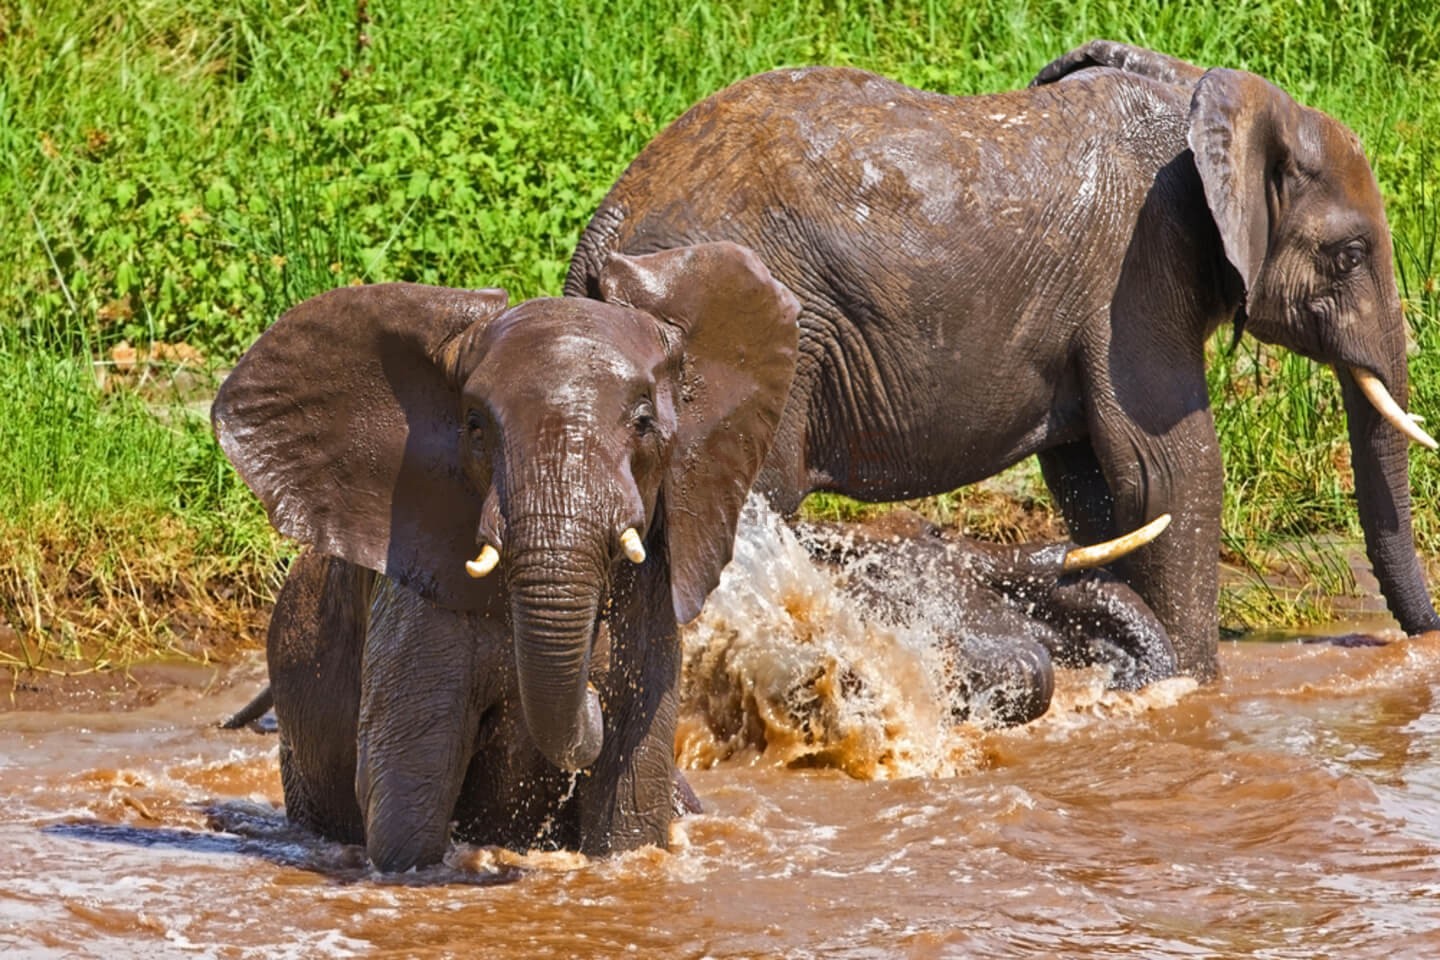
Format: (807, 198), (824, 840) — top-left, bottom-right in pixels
(1299, 111), (1383, 210)
(472, 298), (669, 395)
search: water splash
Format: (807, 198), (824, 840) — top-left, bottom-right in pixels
(677, 498), (1205, 780)
(677, 498), (989, 779)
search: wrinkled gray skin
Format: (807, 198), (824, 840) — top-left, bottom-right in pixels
(803, 511), (1174, 726)
(212, 242), (799, 871)
(567, 41), (1438, 682)
(225, 512), (1171, 733)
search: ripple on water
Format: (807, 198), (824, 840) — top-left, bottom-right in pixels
(6, 503), (1440, 957)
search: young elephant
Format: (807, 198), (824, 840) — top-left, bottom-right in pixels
(802, 511), (1175, 726)
(566, 42), (1438, 683)
(212, 242), (800, 871)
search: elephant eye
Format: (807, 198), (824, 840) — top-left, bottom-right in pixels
(631, 399), (657, 436)
(1333, 241), (1367, 274)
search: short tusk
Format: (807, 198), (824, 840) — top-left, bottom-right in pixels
(465, 544), (500, 579)
(1352, 367), (1438, 450)
(620, 527), (646, 565)
(1062, 513), (1172, 572)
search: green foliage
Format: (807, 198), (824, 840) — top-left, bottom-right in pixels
(2, 0), (1439, 656)
(7, 0), (1438, 357)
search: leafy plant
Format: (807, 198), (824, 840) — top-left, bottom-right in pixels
(3, 0), (1439, 666)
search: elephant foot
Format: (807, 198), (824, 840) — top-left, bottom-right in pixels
(941, 634), (1055, 727)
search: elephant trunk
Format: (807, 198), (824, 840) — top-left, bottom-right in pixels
(508, 536), (608, 772)
(1338, 364), (1440, 635)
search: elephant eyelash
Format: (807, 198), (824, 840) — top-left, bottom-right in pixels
(630, 399), (657, 435)
(1329, 240), (1368, 275)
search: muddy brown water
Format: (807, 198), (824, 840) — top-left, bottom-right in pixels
(4, 505), (1440, 958)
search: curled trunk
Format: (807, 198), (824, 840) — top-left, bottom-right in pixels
(508, 545), (607, 771)
(1339, 365), (1440, 635)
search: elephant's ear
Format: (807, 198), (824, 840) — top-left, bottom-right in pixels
(212, 283), (509, 607)
(1188, 67), (1306, 293)
(599, 243), (801, 623)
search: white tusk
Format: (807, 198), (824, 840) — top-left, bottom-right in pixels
(1062, 513), (1172, 572)
(465, 544), (500, 579)
(1351, 367), (1438, 450)
(620, 527), (646, 565)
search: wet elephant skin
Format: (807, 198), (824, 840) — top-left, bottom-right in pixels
(213, 242), (799, 871)
(566, 41), (1439, 683)
(803, 510), (1175, 726)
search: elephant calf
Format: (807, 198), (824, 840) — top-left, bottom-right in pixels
(803, 510), (1175, 726)
(213, 242), (800, 871)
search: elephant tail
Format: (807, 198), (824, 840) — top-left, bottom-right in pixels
(219, 683), (274, 729)
(564, 202), (629, 300)
(1030, 40), (1206, 89)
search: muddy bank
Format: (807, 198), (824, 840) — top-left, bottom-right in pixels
(0, 491), (1414, 719)
(0, 601), (268, 716)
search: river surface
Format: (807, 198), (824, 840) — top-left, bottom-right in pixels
(3, 506), (1440, 958)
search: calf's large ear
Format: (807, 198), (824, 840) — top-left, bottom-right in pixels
(1188, 67), (1306, 294)
(599, 243), (801, 623)
(212, 284), (508, 607)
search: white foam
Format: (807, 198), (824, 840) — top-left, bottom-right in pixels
(678, 498), (984, 779)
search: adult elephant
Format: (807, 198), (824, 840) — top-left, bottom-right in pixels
(566, 41), (1438, 681)
(212, 242), (801, 871)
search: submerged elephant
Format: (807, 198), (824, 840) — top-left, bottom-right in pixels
(566, 41), (1438, 683)
(800, 511), (1175, 726)
(212, 241), (800, 871)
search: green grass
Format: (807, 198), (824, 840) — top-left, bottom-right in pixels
(3, 0), (1439, 663)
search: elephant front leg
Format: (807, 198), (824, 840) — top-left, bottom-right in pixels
(575, 676), (682, 856)
(267, 552), (372, 844)
(1088, 407), (1225, 682)
(356, 579), (486, 872)
(574, 590), (684, 856)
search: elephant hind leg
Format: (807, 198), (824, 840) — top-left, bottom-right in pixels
(563, 202), (627, 299)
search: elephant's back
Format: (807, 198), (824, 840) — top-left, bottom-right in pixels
(569, 67), (994, 297)
(597, 66), (978, 225)
(574, 64), (1190, 271)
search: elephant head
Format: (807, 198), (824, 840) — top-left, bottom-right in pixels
(1187, 68), (1438, 634)
(213, 242), (800, 784)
